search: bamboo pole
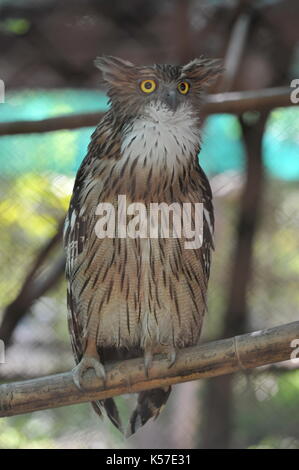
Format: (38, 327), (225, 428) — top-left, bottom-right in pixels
(0, 87), (295, 137)
(0, 321), (298, 418)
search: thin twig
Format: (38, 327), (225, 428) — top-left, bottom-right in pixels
(0, 222), (65, 346)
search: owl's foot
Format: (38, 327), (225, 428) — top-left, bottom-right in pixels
(166, 348), (177, 369)
(143, 345), (177, 376)
(72, 356), (106, 390)
(144, 350), (153, 377)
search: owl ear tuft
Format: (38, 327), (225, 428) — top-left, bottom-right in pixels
(181, 57), (224, 89)
(94, 56), (135, 86)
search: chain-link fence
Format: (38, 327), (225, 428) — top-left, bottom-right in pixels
(0, 0), (299, 449)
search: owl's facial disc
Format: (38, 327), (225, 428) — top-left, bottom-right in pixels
(139, 77), (191, 113)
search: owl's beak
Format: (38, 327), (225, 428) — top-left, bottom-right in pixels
(162, 89), (178, 111)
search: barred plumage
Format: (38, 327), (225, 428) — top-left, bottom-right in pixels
(64, 56), (221, 435)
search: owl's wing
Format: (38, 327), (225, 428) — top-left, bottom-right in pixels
(63, 138), (103, 364)
(197, 165), (214, 280)
(63, 154), (123, 432)
(63, 119), (112, 363)
(64, 190), (89, 365)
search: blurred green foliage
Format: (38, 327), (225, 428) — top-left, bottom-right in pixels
(0, 18), (30, 35)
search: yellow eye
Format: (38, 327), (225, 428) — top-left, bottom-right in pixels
(177, 81), (190, 95)
(140, 79), (157, 94)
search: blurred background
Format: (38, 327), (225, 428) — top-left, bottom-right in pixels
(0, 0), (299, 449)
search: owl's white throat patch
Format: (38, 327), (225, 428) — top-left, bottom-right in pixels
(121, 102), (200, 168)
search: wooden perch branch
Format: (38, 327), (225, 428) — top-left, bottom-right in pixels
(0, 321), (298, 418)
(205, 87), (295, 114)
(0, 87), (295, 136)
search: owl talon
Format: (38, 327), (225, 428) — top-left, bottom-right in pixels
(144, 351), (153, 377)
(167, 349), (177, 368)
(72, 356), (106, 390)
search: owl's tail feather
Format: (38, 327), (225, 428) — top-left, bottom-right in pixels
(91, 399), (123, 433)
(126, 386), (172, 437)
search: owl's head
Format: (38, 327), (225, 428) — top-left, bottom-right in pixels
(95, 56), (222, 121)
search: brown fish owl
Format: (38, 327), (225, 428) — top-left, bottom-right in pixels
(64, 56), (221, 435)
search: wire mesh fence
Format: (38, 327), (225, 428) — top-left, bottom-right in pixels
(0, 0), (299, 450)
